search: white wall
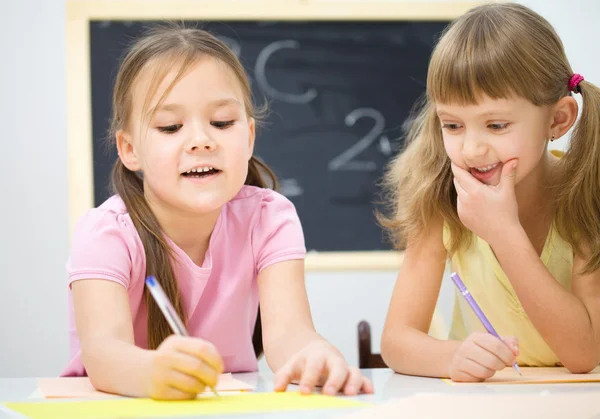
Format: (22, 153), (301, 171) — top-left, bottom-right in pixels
(0, 0), (596, 377)
(0, 0), (69, 375)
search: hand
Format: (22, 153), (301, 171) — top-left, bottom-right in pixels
(149, 335), (224, 400)
(274, 340), (374, 396)
(451, 159), (520, 247)
(448, 332), (519, 382)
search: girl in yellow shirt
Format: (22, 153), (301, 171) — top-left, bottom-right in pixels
(380, 3), (600, 382)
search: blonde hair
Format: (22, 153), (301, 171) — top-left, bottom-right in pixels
(109, 24), (277, 349)
(380, 3), (600, 273)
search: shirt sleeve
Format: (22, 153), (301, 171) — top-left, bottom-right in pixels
(66, 208), (133, 289)
(252, 189), (306, 273)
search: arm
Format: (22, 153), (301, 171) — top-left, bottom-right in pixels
(71, 279), (154, 397)
(492, 228), (600, 372)
(252, 190), (371, 394)
(68, 209), (222, 399)
(380, 216), (461, 378)
(258, 260), (322, 371)
(258, 260), (373, 395)
(73, 279), (223, 399)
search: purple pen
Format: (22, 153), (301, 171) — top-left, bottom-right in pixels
(450, 272), (522, 375)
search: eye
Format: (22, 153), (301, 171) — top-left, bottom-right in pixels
(441, 123), (463, 132)
(211, 120), (234, 129)
(488, 123), (510, 131)
(157, 124), (182, 134)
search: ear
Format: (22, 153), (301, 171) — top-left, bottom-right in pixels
(116, 129), (142, 171)
(550, 96), (578, 139)
(247, 117), (256, 157)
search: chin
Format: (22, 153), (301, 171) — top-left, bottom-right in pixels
(188, 189), (239, 212)
(184, 198), (226, 214)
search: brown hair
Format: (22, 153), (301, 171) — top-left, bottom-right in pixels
(380, 3), (600, 272)
(109, 24), (277, 349)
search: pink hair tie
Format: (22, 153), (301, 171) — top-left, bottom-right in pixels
(569, 73), (584, 93)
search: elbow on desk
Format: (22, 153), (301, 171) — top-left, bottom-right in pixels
(559, 346), (600, 374)
(86, 372), (112, 395)
(380, 330), (406, 373)
(81, 352), (114, 394)
(561, 357), (599, 375)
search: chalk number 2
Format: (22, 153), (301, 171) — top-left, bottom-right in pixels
(328, 108), (393, 171)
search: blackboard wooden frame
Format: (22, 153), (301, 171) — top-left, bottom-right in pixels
(66, 0), (484, 271)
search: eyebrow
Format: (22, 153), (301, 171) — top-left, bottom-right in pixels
(208, 97), (243, 109)
(477, 110), (512, 118)
(149, 103), (183, 115)
(146, 103), (183, 119)
(436, 111), (454, 118)
(147, 97), (242, 117)
(436, 110), (512, 119)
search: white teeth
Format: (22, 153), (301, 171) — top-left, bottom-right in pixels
(474, 163), (498, 173)
(186, 166), (214, 173)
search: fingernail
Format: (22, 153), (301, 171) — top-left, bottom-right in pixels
(346, 385), (356, 394)
(302, 385), (311, 394)
(326, 385), (337, 395)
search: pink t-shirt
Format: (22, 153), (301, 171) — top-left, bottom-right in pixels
(61, 185), (306, 376)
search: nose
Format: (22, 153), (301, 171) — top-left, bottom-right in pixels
(461, 129), (487, 160)
(187, 126), (216, 153)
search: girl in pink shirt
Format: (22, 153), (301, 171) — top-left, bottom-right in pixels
(64, 25), (373, 400)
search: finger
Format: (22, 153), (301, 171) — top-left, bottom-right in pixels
(460, 357), (496, 380)
(502, 336), (520, 356)
(274, 359), (303, 392)
(453, 177), (468, 198)
(451, 162), (481, 191)
(474, 334), (517, 366)
(451, 369), (484, 383)
(170, 351), (220, 389)
(465, 341), (506, 371)
(150, 386), (198, 400)
(360, 376), (375, 394)
(341, 367), (364, 396)
(500, 159), (518, 191)
(166, 369), (207, 395)
(299, 356), (326, 394)
(321, 358), (348, 395)
(175, 338), (224, 375)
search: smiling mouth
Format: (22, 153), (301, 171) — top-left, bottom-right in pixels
(181, 167), (222, 178)
(472, 163), (500, 173)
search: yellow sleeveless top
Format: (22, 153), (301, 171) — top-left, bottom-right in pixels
(443, 195), (573, 367)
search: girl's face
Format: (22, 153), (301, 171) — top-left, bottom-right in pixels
(437, 95), (554, 186)
(119, 57), (255, 216)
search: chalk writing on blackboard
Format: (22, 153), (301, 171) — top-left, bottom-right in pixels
(255, 40), (318, 105)
(329, 107), (394, 172)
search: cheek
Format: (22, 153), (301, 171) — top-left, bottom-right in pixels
(500, 134), (541, 162)
(228, 127), (253, 160)
(230, 145), (251, 176)
(443, 138), (464, 165)
(139, 140), (178, 176)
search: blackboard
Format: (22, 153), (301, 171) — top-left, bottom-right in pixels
(89, 20), (448, 252)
